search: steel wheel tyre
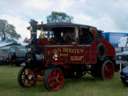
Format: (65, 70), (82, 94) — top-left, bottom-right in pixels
(101, 60), (114, 80)
(18, 67), (36, 87)
(44, 68), (64, 91)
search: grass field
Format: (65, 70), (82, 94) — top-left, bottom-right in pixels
(0, 66), (128, 96)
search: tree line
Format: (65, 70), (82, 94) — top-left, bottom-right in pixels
(0, 19), (20, 41)
(0, 11), (73, 42)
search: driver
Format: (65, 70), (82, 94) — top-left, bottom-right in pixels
(63, 32), (74, 43)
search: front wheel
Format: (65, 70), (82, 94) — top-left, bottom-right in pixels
(18, 67), (36, 87)
(44, 67), (64, 91)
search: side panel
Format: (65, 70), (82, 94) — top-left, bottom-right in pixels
(44, 44), (97, 65)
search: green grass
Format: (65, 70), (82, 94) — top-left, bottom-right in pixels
(0, 66), (128, 96)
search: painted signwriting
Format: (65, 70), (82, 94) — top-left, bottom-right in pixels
(70, 56), (84, 61)
(53, 48), (84, 54)
(52, 48), (84, 61)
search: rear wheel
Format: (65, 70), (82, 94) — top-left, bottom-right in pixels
(91, 60), (114, 80)
(44, 67), (64, 91)
(101, 60), (114, 80)
(18, 67), (36, 87)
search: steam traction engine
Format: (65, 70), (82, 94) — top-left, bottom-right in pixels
(18, 20), (116, 91)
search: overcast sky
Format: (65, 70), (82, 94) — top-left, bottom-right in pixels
(0, 0), (128, 41)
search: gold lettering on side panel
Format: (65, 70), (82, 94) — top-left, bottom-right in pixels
(70, 56), (84, 61)
(53, 48), (84, 55)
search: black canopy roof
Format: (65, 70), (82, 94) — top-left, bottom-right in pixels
(37, 23), (96, 31)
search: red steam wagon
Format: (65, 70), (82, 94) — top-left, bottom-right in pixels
(18, 20), (116, 91)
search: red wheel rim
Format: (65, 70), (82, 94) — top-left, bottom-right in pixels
(21, 69), (35, 87)
(47, 69), (64, 91)
(102, 61), (114, 80)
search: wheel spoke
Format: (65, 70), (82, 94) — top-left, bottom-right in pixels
(24, 79), (29, 86)
(21, 74), (25, 79)
(56, 71), (61, 79)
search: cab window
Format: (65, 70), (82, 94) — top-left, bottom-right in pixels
(52, 27), (75, 44)
(78, 28), (94, 44)
(39, 27), (75, 44)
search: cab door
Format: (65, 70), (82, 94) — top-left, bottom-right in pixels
(76, 28), (97, 64)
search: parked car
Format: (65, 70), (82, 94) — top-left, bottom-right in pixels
(0, 44), (27, 66)
(8, 45), (28, 66)
(116, 51), (128, 68)
(120, 65), (128, 86)
(0, 48), (10, 64)
(116, 51), (128, 86)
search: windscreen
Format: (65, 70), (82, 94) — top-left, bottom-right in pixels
(38, 27), (75, 44)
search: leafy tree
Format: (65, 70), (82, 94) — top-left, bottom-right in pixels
(0, 19), (20, 41)
(0, 19), (7, 40)
(47, 11), (73, 23)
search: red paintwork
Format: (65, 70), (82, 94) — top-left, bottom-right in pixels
(100, 38), (115, 60)
(101, 60), (114, 80)
(37, 34), (115, 68)
(28, 22), (115, 69)
(18, 22), (116, 91)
